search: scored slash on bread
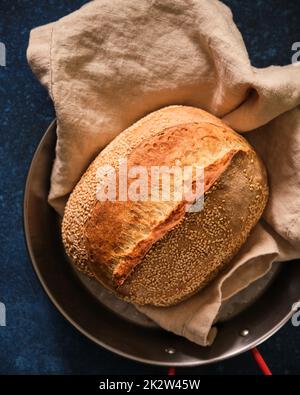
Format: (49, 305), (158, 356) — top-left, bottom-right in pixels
(62, 106), (268, 306)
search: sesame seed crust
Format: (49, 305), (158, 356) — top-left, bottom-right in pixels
(61, 105), (268, 306)
(118, 150), (268, 306)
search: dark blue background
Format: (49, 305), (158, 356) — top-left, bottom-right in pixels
(0, 0), (299, 374)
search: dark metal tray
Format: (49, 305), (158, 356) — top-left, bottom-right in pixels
(24, 121), (300, 366)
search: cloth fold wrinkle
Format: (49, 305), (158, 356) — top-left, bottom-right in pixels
(27, 0), (300, 346)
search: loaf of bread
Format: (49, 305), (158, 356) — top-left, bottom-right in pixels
(62, 105), (268, 306)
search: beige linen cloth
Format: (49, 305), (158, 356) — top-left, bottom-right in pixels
(27, 0), (300, 346)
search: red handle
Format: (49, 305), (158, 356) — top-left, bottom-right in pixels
(250, 347), (272, 375)
(167, 367), (176, 375)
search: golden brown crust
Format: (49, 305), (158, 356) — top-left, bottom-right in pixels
(85, 122), (245, 286)
(117, 150), (269, 306)
(61, 105), (268, 306)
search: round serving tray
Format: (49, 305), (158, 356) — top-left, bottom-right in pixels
(24, 121), (300, 366)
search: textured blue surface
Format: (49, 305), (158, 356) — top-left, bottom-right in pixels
(0, 0), (300, 374)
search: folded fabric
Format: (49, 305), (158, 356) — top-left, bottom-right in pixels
(27, 0), (300, 346)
